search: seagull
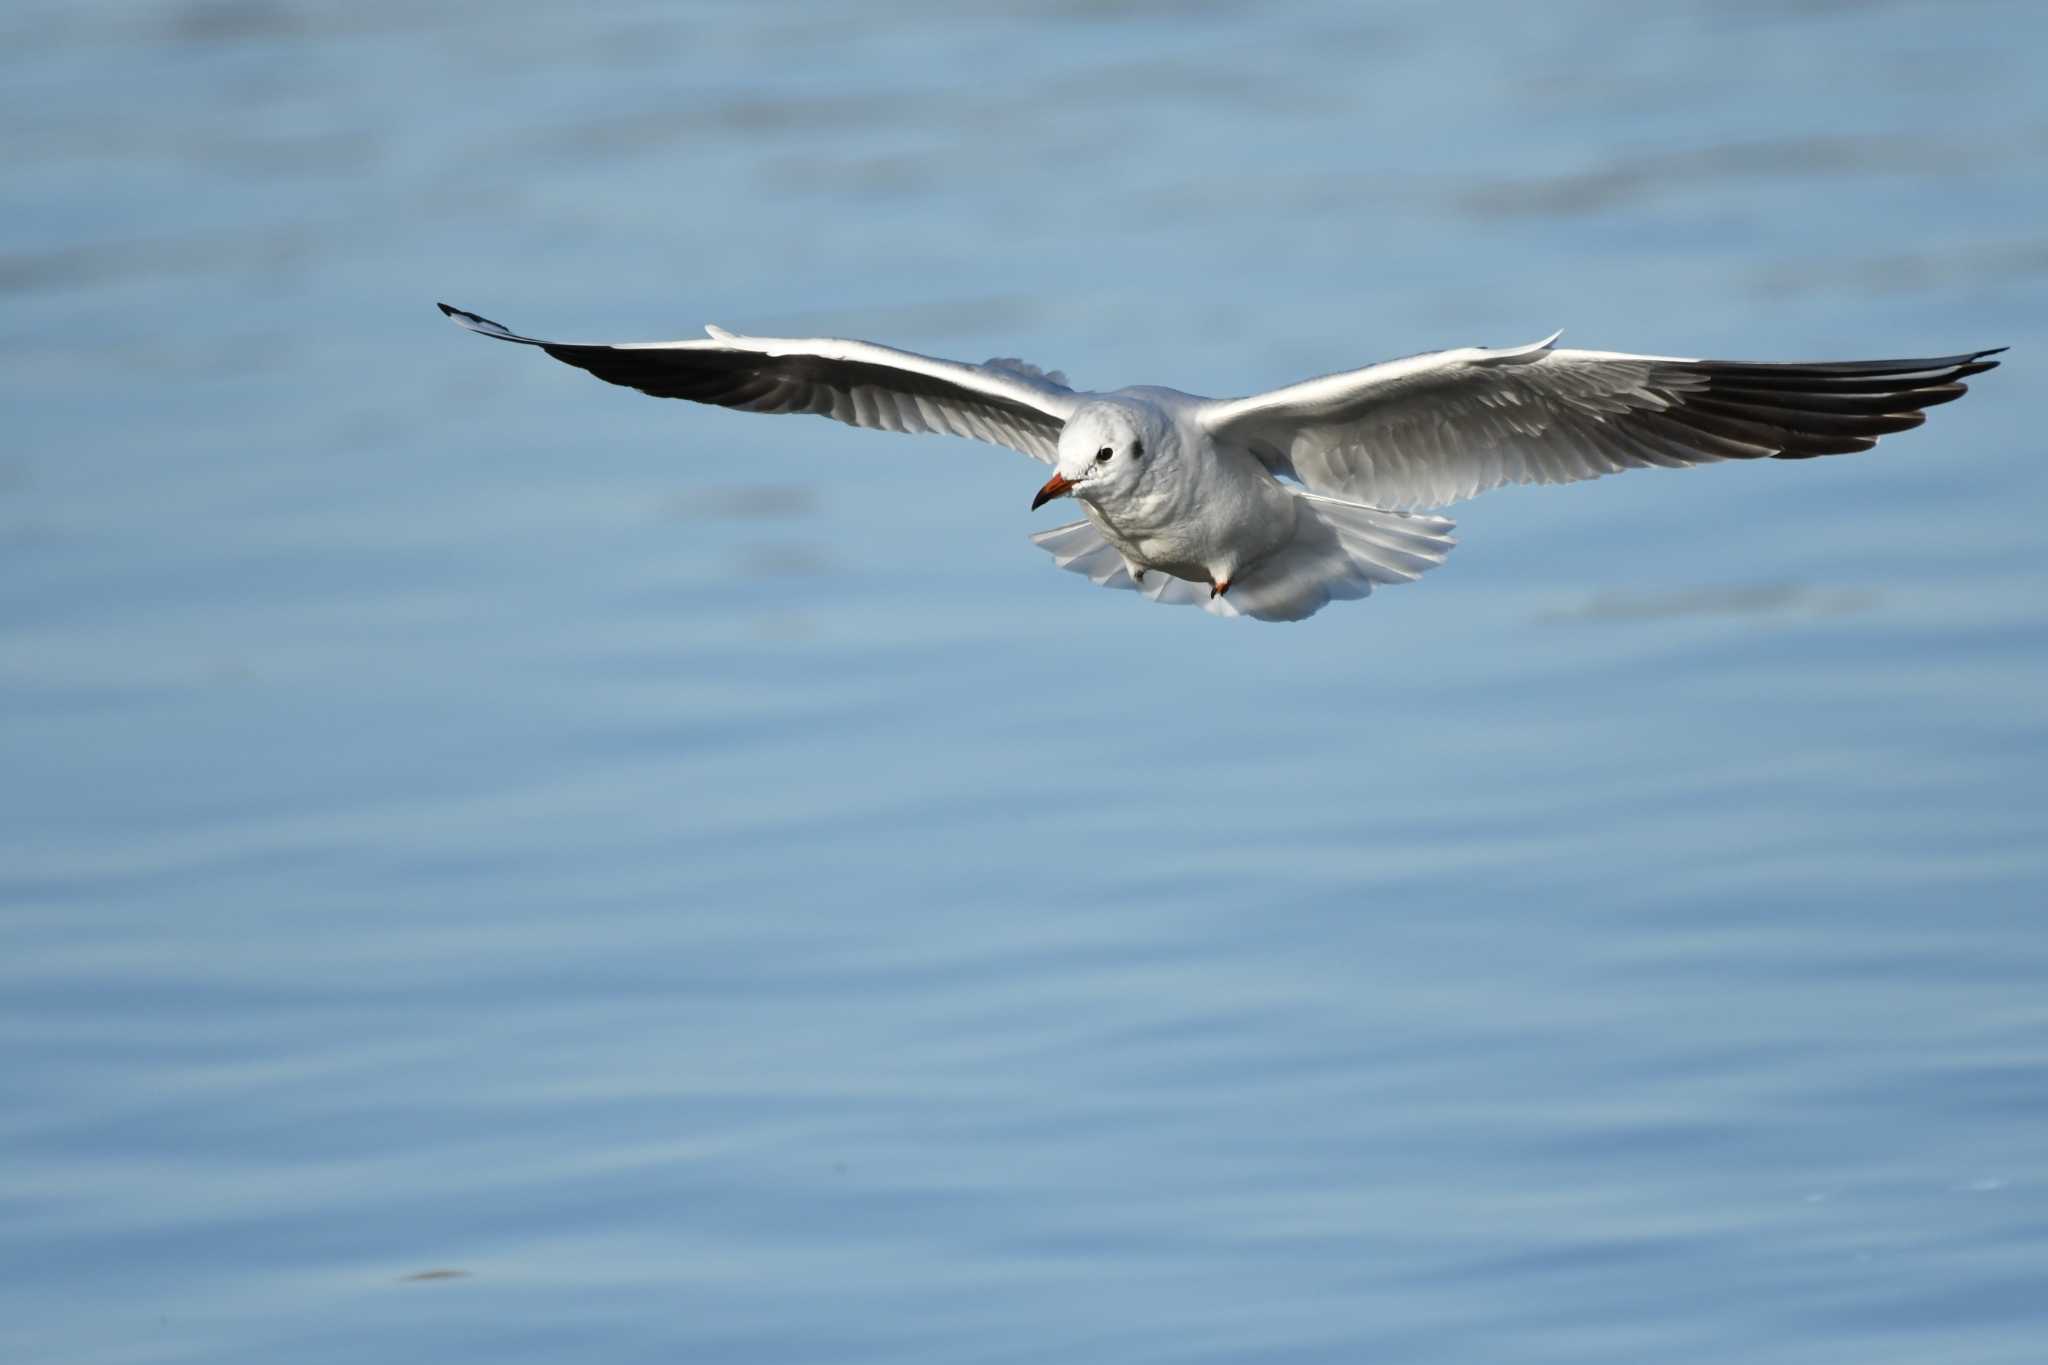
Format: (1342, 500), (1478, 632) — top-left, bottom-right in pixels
(439, 303), (2001, 622)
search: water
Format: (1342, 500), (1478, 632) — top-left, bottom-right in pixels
(5, 2), (2046, 1361)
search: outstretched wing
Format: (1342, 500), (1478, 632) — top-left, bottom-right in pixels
(1200, 333), (2003, 511)
(439, 303), (1079, 463)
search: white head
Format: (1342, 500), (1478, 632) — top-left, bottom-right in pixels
(1031, 399), (1172, 511)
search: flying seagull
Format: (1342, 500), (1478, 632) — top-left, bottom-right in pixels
(439, 303), (2000, 622)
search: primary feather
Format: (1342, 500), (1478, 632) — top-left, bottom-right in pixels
(1201, 335), (2003, 510)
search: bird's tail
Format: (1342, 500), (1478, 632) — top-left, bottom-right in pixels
(1216, 494), (1456, 620)
(1028, 495), (1455, 622)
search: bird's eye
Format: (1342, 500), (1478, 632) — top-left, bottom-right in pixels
(1095, 446), (1113, 463)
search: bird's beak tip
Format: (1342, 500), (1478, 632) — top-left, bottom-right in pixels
(1031, 472), (1074, 511)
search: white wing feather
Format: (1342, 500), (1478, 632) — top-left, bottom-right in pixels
(1201, 336), (2002, 511)
(441, 304), (1079, 464)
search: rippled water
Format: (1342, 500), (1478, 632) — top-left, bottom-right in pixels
(5, 2), (2046, 1362)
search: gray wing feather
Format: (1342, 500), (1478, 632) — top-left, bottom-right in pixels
(1202, 335), (2003, 510)
(440, 303), (1077, 464)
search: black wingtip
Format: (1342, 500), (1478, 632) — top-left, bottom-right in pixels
(1966, 346), (2007, 376)
(1946, 347), (2006, 384)
(439, 301), (494, 328)
(437, 303), (524, 341)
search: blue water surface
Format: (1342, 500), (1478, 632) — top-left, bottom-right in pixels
(4, 2), (2046, 1362)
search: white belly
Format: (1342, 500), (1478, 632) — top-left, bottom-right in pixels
(1082, 444), (1297, 586)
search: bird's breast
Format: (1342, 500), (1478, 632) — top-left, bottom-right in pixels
(1085, 448), (1296, 583)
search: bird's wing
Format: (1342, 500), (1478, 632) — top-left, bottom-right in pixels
(1199, 333), (2003, 511)
(439, 303), (1079, 464)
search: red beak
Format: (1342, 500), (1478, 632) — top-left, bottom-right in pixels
(1031, 472), (1075, 510)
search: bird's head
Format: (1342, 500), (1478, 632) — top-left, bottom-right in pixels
(1033, 400), (1168, 510)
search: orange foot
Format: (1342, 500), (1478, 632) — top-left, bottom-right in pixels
(1210, 577), (1232, 599)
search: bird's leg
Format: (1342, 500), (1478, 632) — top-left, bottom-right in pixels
(1210, 576), (1232, 599)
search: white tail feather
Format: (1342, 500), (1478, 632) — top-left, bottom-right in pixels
(1029, 496), (1455, 622)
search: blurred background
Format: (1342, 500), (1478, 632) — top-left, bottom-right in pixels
(4, 2), (2045, 1362)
